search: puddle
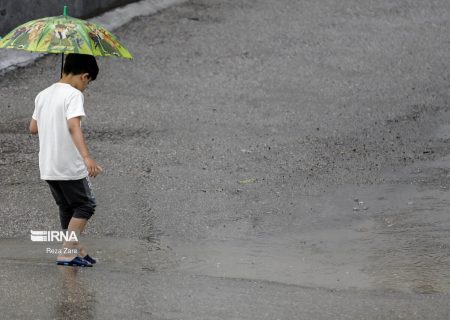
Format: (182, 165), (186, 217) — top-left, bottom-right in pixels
(345, 183), (450, 293)
(162, 226), (373, 290)
(2, 155), (450, 295)
(164, 176), (450, 293)
(0, 236), (176, 272)
(0, 236), (177, 320)
(2, 178), (449, 294)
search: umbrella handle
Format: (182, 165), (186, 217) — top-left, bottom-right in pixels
(60, 5), (68, 78)
(60, 53), (64, 79)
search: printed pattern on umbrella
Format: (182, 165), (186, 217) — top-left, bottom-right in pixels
(0, 16), (132, 59)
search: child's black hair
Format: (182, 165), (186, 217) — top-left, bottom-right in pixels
(63, 53), (99, 81)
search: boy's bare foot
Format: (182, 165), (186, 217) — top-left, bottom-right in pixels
(79, 247), (87, 257)
(56, 255), (77, 261)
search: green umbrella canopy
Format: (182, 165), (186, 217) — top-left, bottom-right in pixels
(0, 6), (133, 59)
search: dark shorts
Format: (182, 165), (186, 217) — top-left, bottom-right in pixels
(46, 178), (96, 230)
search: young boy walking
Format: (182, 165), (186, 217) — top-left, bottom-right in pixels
(29, 53), (102, 267)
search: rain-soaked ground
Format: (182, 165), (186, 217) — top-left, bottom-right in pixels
(2, 0), (450, 318)
(3, 152), (450, 291)
(2, 153), (450, 318)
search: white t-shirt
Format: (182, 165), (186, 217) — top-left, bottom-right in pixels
(32, 83), (88, 180)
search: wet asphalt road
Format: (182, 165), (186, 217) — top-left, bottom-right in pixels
(2, 0), (450, 318)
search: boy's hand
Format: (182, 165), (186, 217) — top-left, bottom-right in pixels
(67, 117), (103, 177)
(29, 118), (38, 134)
(84, 156), (103, 177)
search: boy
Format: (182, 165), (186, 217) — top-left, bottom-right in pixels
(29, 53), (102, 267)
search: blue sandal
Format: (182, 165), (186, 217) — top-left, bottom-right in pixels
(82, 254), (97, 264)
(56, 256), (92, 267)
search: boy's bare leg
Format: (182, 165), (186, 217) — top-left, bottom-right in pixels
(57, 217), (88, 260)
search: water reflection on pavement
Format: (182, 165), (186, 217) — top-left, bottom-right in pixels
(53, 267), (95, 320)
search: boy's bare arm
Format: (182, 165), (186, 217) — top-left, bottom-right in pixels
(67, 117), (103, 177)
(29, 119), (38, 134)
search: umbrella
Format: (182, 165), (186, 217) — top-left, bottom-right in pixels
(0, 6), (132, 77)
